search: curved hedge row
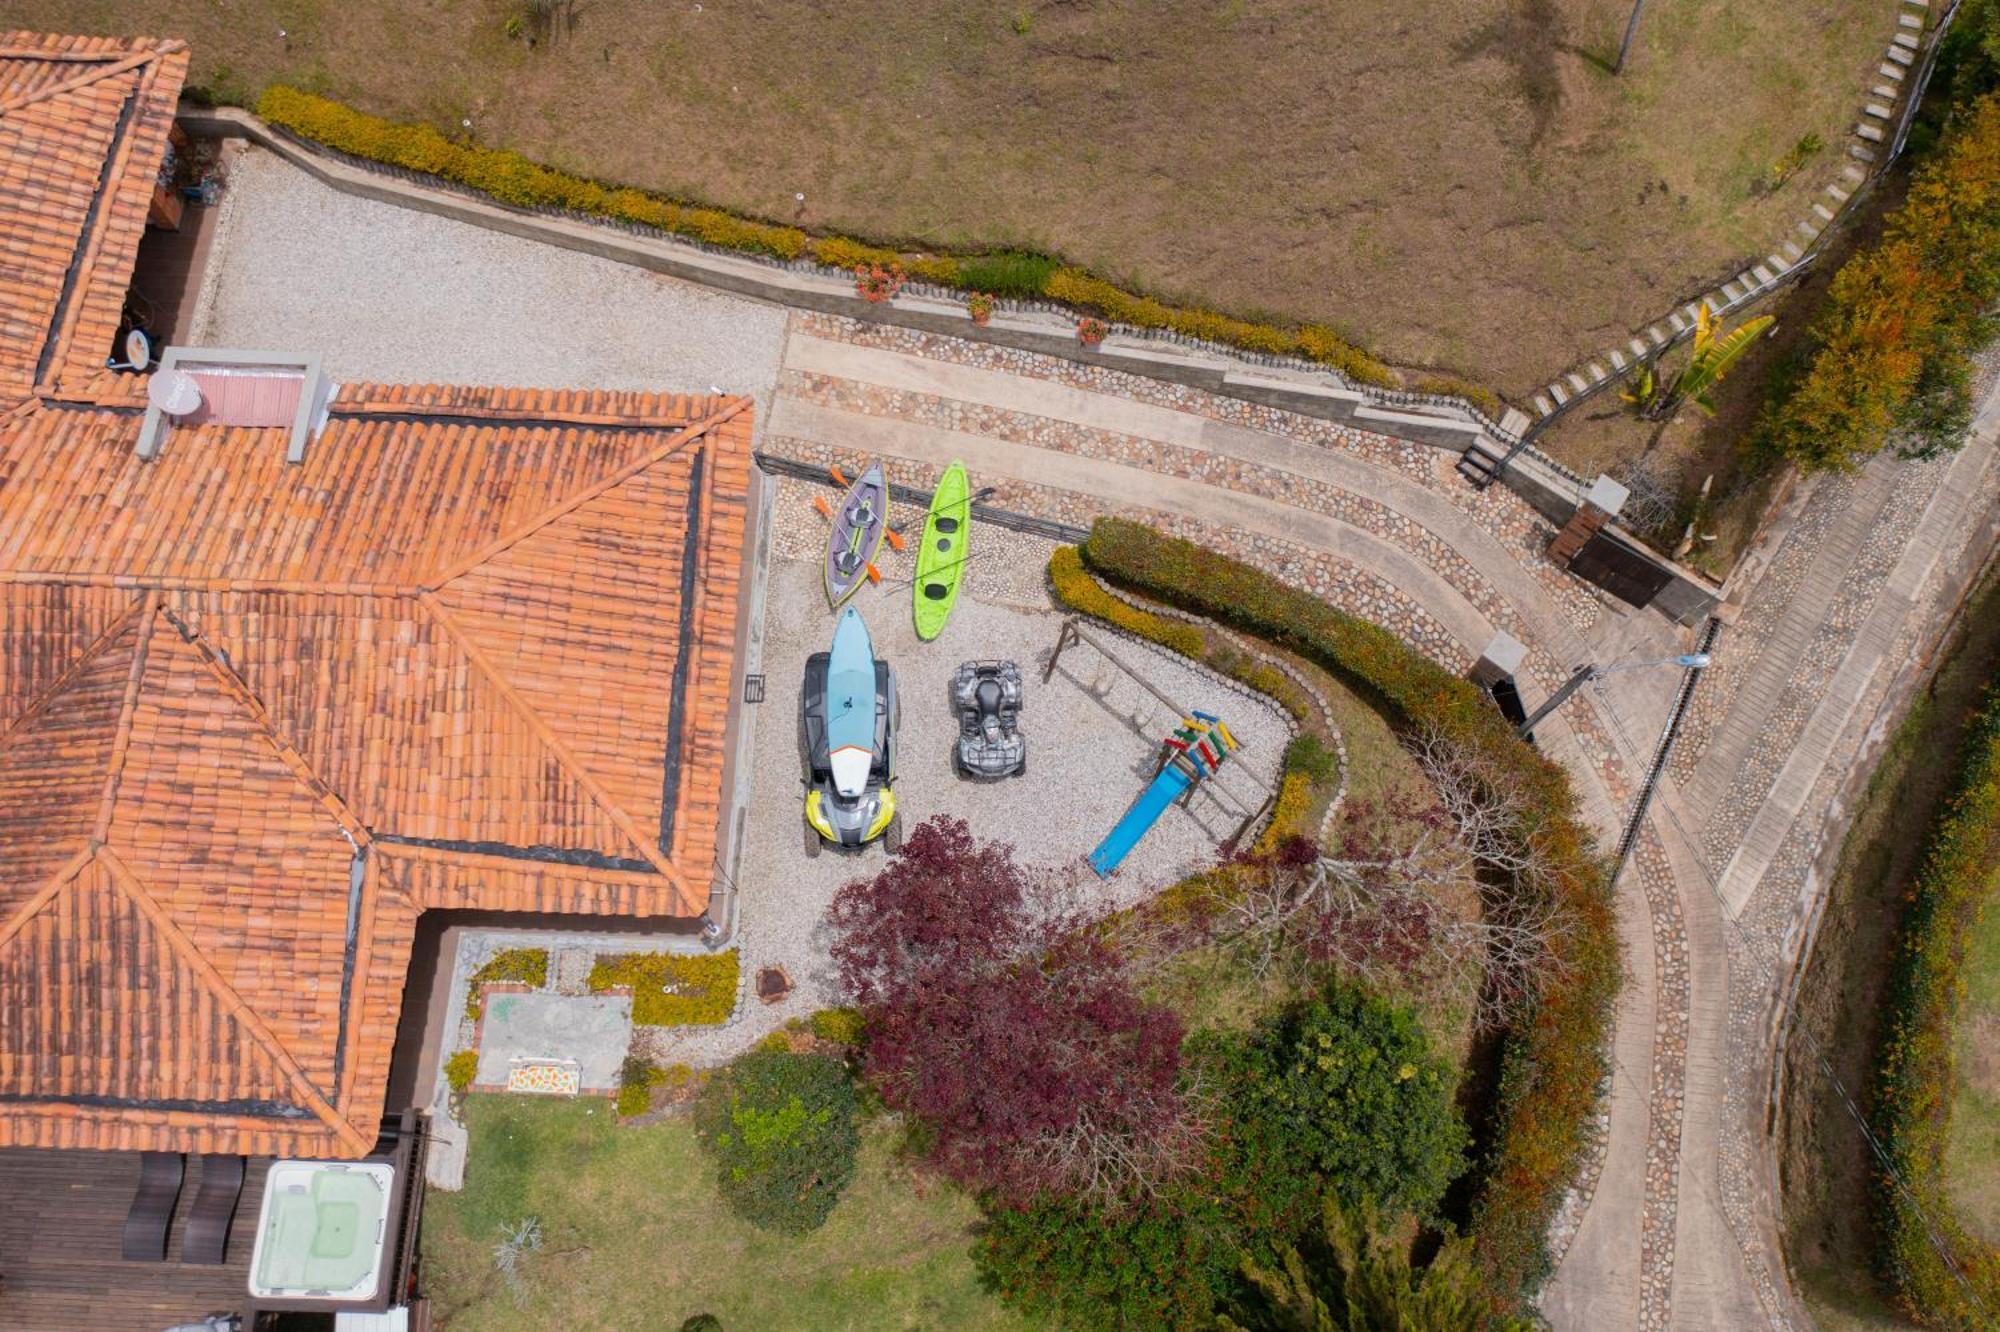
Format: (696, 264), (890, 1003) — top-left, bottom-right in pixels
(254, 87), (1401, 389)
(1068, 518), (1618, 1304)
(1872, 682), (2000, 1327)
(1047, 546), (1333, 849)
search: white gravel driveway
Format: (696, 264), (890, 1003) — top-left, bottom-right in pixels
(190, 145), (788, 403)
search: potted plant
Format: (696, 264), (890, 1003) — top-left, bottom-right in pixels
(855, 262), (906, 304)
(1076, 316), (1109, 348)
(966, 291), (996, 325)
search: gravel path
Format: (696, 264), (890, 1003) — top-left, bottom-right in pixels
(190, 145), (789, 403)
(639, 506), (1291, 1067)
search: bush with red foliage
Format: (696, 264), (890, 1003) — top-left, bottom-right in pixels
(827, 816), (1195, 1206)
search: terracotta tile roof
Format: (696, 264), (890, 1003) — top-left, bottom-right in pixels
(0, 33), (187, 404)
(0, 36), (756, 1158)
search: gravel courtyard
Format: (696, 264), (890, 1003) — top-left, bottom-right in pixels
(190, 145), (789, 403)
(637, 481), (1291, 1065)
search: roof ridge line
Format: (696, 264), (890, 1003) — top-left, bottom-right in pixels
(334, 388), (727, 429)
(35, 44), (172, 395)
(0, 571), (427, 596)
(373, 840), (669, 885)
(90, 591), (160, 842)
(417, 591), (690, 891)
(0, 844), (95, 961)
(0, 43), (170, 117)
(423, 396), (750, 591)
(154, 604), (374, 847)
(0, 593), (147, 754)
(94, 845), (372, 1156)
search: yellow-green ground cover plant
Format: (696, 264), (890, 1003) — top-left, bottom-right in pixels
(587, 950), (739, 1026)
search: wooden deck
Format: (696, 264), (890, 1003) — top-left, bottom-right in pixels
(0, 1148), (263, 1331)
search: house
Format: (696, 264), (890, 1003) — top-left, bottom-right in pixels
(0, 30), (755, 1327)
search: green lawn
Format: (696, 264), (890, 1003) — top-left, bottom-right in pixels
(423, 1096), (1027, 1331)
(29, 0), (1894, 393)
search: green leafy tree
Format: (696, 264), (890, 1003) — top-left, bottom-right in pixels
(1212, 983), (1469, 1224)
(694, 1051), (859, 1234)
(1217, 1198), (1530, 1332)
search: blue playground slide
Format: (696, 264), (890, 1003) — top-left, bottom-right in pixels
(1088, 760), (1194, 878)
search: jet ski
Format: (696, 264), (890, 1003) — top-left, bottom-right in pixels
(800, 607), (900, 853)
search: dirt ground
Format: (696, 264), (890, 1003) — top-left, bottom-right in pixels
(1778, 561), (2000, 1330)
(24, 0), (1894, 394)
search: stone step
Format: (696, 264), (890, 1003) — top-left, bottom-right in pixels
(1856, 122), (1887, 143)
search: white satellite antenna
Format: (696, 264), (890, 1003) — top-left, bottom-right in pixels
(146, 367), (203, 418)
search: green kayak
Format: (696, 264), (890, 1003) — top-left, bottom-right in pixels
(913, 461), (970, 641)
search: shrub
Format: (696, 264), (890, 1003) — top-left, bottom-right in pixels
(465, 947), (550, 1020)
(445, 1049), (480, 1094)
(1871, 683), (2000, 1323)
(694, 1051), (859, 1235)
(1205, 983), (1468, 1224)
(1068, 519), (1617, 1305)
(1757, 92), (2000, 470)
(616, 1054), (668, 1118)
(588, 950), (739, 1026)
(1412, 374), (1504, 421)
(976, 1190), (1235, 1329)
(807, 1006), (865, 1046)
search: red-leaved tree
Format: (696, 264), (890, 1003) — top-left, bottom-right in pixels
(827, 816), (1198, 1207)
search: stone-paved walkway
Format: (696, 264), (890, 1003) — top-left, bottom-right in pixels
(763, 311), (2000, 1331)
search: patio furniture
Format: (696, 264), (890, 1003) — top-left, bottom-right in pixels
(119, 1151), (185, 1261)
(181, 1154), (246, 1264)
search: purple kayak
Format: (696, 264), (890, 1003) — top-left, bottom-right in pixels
(825, 461), (888, 608)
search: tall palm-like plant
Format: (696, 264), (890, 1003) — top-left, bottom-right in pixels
(1622, 305), (1775, 421)
(1216, 1198), (1531, 1332)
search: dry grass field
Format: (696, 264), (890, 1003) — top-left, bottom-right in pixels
(16, 0), (1894, 392)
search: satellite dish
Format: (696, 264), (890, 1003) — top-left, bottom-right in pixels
(147, 368), (203, 417)
(123, 328), (151, 371)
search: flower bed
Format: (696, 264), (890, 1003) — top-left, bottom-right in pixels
(588, 950), (740, 1026)
(464, 946), (549, 1020)
(1871, 682), (2000, 1325)
(254, 87), (1405, 392)
(1057, 518), (1618, 1305)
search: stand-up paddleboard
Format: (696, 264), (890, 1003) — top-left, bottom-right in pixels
(825, 461), (889, 609)
(913, 461), (970, 641)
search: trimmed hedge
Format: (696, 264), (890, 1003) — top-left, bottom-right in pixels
(1871, 682), (2000, 1326)
(1049, 545), (1330, 849)
(1067, 519), (1618, 1306)
(588, 950), (739, 1026)
(254, 88), (1408, 393)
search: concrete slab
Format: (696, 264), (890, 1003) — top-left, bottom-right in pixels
(476, 992), (633, 1092)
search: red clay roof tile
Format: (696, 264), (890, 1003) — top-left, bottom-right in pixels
(0, 35), (753, 1157)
